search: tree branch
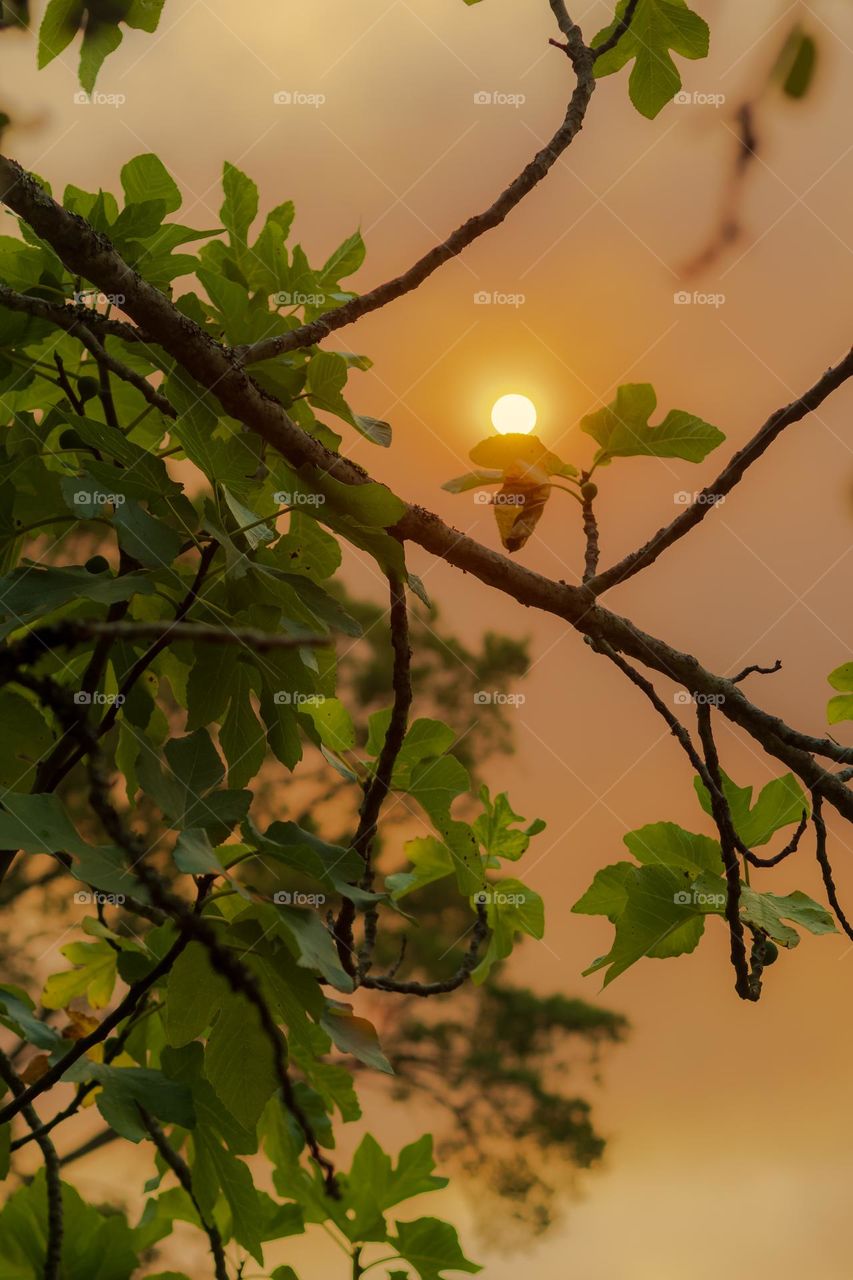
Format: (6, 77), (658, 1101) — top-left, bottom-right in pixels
(139, 1107), (229, 1280)
(588, 347), (853, 596)
(0, 1048), (63, 1280)
(232, 4), (596, 365)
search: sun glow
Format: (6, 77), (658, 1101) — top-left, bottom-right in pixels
(491, 393), (537, 436)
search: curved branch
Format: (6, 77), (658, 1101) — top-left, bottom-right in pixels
(813, 791), (853, 941)
(0, 283), (174, 416)
(140, 1107), (229, 1280)
(361, 906), (489, 996)
(588, 347), (853, 596)
(0, 1049), (63, 1279)
(234, 5), (596, 365)
(2, 154), (852, 828)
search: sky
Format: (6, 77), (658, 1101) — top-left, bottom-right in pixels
(3, 0), (853, 1275)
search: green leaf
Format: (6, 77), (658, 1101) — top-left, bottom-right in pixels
(827, 661), (853, 724)
(386, 836), (455, 900)
(693, 771), (808, 847)
(593, 0), (711, 119)
(581, 384), (724, 465)
(220, 666), (266, 789)
(0, 692), (54, 794)
(306, 351), (391, 447)
(321, 1004), (393, 1075)
(574, 863), (706, 986)
(205, 994), (281, 1131)
(165, 943), (229, 1047)
(441, 469), (502, 495)
(298, 696), (356, 753)
(623, 821), (723, 874)
(0, 1171), (139, 1280)
(275, 905), (354, 993)
(42, 940), (118, 1010)
(468, 434), (576, 478)
(121, 154), (182, 215)
(71, 1064), (195, 1143)
(473, 785), (545, 862)
(344, 1135), (447, 1240)
(472, 878), (544, 983)
(321, 229), (365, 283)
(137, 730), (251, 839)
(0, 565), (154, 628)
(221, 162), (258, 243)
(38, 0), (84, 70)
(392, 1217), (481, 1280)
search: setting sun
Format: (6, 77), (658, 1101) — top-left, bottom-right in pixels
(491, 393), (537, 436)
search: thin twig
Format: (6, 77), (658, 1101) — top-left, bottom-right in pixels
(0, 1048), (63, 1280)
(140, 1107), (229, 1280)
(813, 791), (853, 941)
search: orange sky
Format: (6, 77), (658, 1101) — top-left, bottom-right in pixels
(4, 0), (853, 1275)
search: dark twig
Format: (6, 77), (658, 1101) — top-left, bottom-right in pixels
(361, 906), (489, 996)
(588, 347), (853, 596)
(140, 1107), (229, 1280)
(0, 1048), (63, 1280)
(0, 934), (190, 1126)
(813, 791), (853, 941)
(53, 353), (83, 415)
(85, 749), (340, 1196)
(233, 5), (596, 364)
(731, 659), (782, 684)
(696, 705), (757, 1000)
(591, 0), (641, 60)
(336, 575), (412, 979)
(743, 810), (808, 868)
(580, 478), (600, 582)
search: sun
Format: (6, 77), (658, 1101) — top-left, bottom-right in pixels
(491, 393), (537, 436)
